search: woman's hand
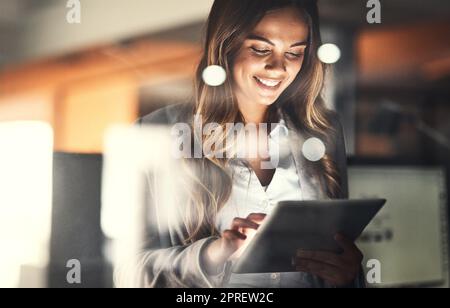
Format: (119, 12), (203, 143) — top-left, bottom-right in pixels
(204, 213), (266, 275)
(292, 233), (363, 287)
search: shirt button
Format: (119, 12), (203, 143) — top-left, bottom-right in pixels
(260, 200), (270, 209)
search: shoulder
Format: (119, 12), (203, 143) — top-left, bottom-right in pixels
(323, 110), (346, 149)
(326, 110), (344, 135)
(136, 103), (193, 126)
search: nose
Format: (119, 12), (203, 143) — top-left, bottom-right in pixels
(264, 53), (286, 74)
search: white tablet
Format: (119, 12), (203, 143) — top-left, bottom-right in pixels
(232, 198), (386, 273)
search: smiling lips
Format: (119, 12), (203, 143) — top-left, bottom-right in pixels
(254, 76), (283, 90)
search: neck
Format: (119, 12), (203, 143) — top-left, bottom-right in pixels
(237, 101), (269, 124)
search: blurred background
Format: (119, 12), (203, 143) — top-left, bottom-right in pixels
(0, 0), (449, 288)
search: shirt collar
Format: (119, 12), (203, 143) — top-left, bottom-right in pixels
(269, 108), (289, 140)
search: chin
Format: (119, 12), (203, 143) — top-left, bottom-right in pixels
(256, 99), (277, 106)
(255, 94), (280, 106)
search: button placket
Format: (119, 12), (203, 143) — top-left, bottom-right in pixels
(259, 199), (270, 210)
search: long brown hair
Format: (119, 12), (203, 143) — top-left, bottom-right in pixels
(183, 0), (341, 243)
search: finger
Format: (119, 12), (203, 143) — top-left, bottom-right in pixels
(296, 259), (352, 287)
(231, 217), (260, 231)
(246, 213), (267, 223)
(223, 229), (247, 241)
(295, 250), (346, 269)
(296, 267), (342, 287)
(335, 233), (363, 262)
(296, 259), (341, 280)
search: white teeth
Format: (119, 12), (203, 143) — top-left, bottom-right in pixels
(255, 77), (281, 87)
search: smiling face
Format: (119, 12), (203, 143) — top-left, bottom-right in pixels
(232, 7), (309, 113)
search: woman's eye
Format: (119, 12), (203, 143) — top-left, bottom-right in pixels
(286, 52), (304, 59)
(251, 47), (271, 55)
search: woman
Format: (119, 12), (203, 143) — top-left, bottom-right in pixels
(132, 0), (364, 288)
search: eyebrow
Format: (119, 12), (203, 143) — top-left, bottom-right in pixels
(247, 34), (307, 48)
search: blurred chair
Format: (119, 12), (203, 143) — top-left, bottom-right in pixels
(48, 152), (111, 288)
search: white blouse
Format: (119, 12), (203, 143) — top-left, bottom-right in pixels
(216, 119), (303, 233)
(214, 119), (317, 288)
